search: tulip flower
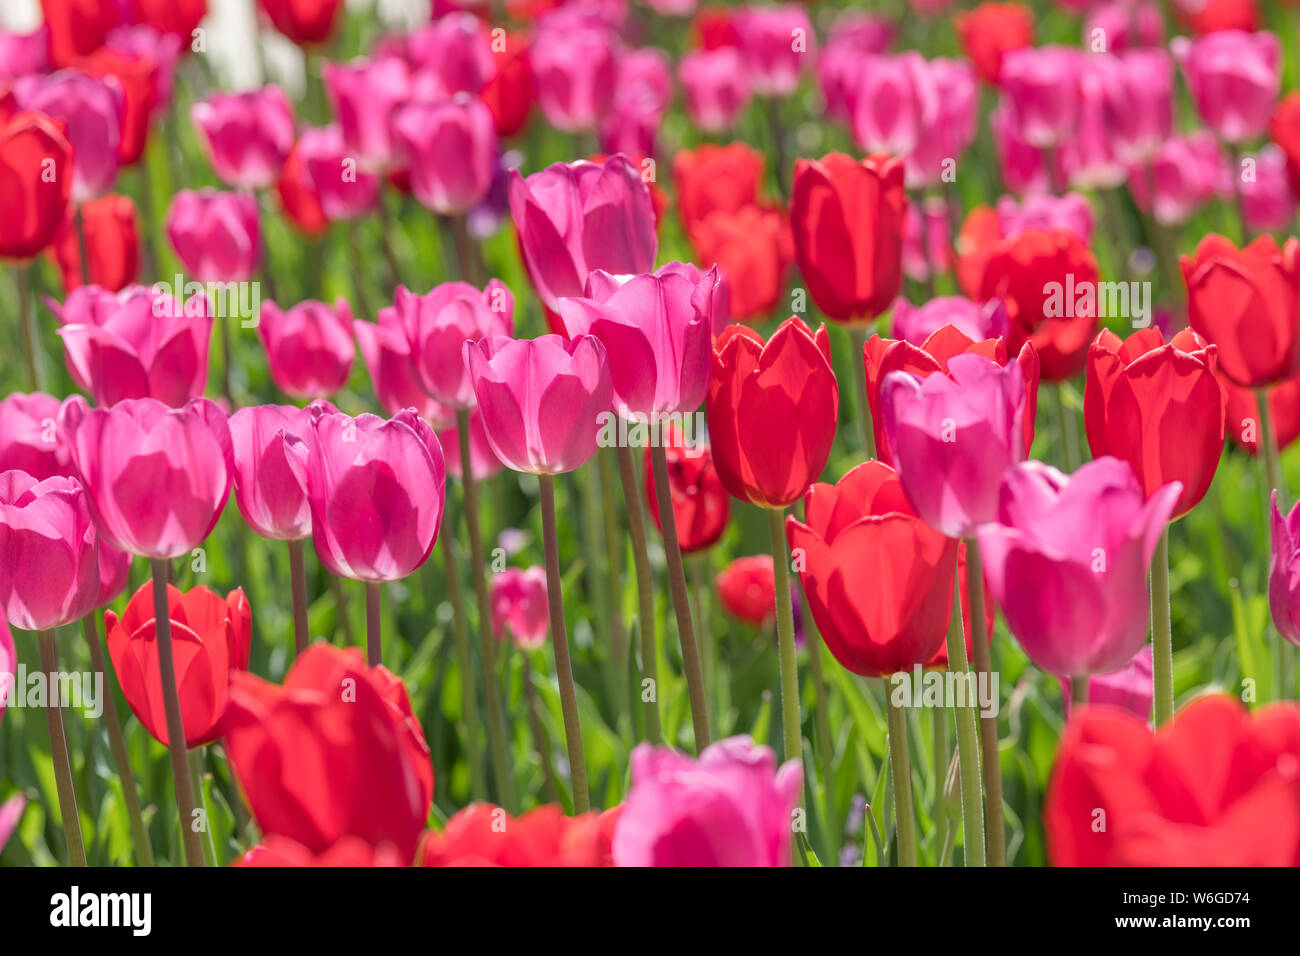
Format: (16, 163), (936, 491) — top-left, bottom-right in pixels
(955, 2), (1035, 84)
(995, 193), (1096, 245)
(643, 425), (730, 554)
(224, 644), (433, 862)
(1172, 29), (1279, 144)
(482, 32), (534, 138)
(48, 194), (140, 292)
(322, 57), (412, 171)
(1270, 489), (1300, 650)
(258, 298), (355, 401)
(1046, 696), (1300, 865)
(891, 297), (1009, 348)
(688, 206), (788, 323)
(679, 48), (750, 134)
(39, 0), (121, 68)
(392, 96), (498, 217)
(241, 836), (406, 867)
(104, 581), (250, 748)
(420, 804), (611, 867)
(0, 112), (74, 261)
(258, 0), (343, 47)
(1101, 49), (1174, 166)
(612, 736), (802, 866)
(12, 70), (123, 202)
(166, 188), (261, 282)
(1084, 328), (1226, 518)
(0, 393), (69, 480)
(284, 125), (381, 224)
(75, 45), (159, 168)
(1239, 145), (1298, 233)
(490, 566), (549, 650)
(125, 0), (208, 40)
(107, 24), (183, 117)
(715, 556), (776, 627)
(353, 308), (453, 427)
(191, 86), (295, 190)
(819, 13), (895, 119)
(389, 12), (495, 97)
(672, 143), (765, 234)
(0, 618), (14, 722)
(0, 25), (50, 80)
(1224, 373), (1300, 456)
(600, 48), (671, 157)
(528, 22), (618, 133)
(732, 5), (815, 98)
(998, 46), (1084, 149)
(1058, 645), (1154, 721)
(227, 404), (315, 542)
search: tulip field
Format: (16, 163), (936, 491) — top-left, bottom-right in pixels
(3, 0), (1300, 883)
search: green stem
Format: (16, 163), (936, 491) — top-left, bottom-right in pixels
(963, 538), (1005, 866)
(1071, 675), (1089, 707)
(767, 508), (801, 767)
(287, 538), (310, 657)
(804, 592), (837, 846)
(15, 264), (38, 391)
(364, 580), (382, 667)
(38, 629), (86, 866)
(597, 448), (629, 733)
(883, 680), (917, 867)
(522, 653), (560, 804)
(442, 532), (486, 799)
(944, 570), (987, 866)
(931, 705), (949, 865)
(1151, 527), (1174, 725)
(1053, 383), (1079, 471)
(848, 324), (875, 458)
(1258, 387), (1286, 506)
(616, 443), (660, 742)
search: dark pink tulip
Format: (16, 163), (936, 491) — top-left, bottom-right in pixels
(557, 268), (715, 418)
(322, 56), (413, 171)
(1059, 646), (1154, 721)
(1126, 131), (1227, 226)
(305, 409), (446, 583)
(1172, 30), (1280, 144)
(55, 284), (211, 407)
(1271, 490), (1300, 648)
(392, 96), (498, 216)
(1241, 146), (1297, 233)
(0, 393), (69, 480)
(293, 125), (381, 222)
(902, 198), (951, 284)
(464, 334), (614, 475)
(228, 404), (316, 541)
(998, 46), (1084, 149)
(440, 410), (504, 483)
(990, 101), (1059, 194)
(528, 21), (618, 133)
(106, 25), (182, 116)
(1060, 55), (1126, 191)
(849, 52), (929, 156)
(0, 25), (50, 80)
(892, 297), (1009, 347)
(396, 279), (514, 409)
(905, 58), (977, 189)
(192, 85), (296, 190)
(61, 396), (234, 559)
(392, 12), (495, 98)
(679, 48), (750, 135)
(1099, 49), (1173, 166)
(819, 12), (895, 120)
(490, 566), (549, 650)
(12, 70), (124, 201)
(353, 308), (454, 428)
(0, 471), (101, 631)
(258, 298), (356, 400)
(0, 619), (14, 721)
(96, 537), (131, 607)
(653, 261), (730, 336)
(166, 188), (261, 282)
(508, 155), (657, 316)
(1084, 1), (1163, 54)
(600, 47), (672, 157)
(733, 4), (816, 98)
(996, 192), (1096, 245)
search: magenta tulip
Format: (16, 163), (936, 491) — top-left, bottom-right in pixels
(258, 298), (356, 401)
(106, 25), (182, 115)
(353, 308), (453, 428)
(95, 537), (131, 608)
(166, 189), (261, 282)
(391, 12), (495, 99)
(464, 334), (613, 475)
(1059, 645), (1154, 721)
(322, 56), (413, 171)
(998, 46), (1084, 149)
(0, 25), (49, 81)
(528, 21), (618, 133)
(1269, 490), (1300, 649)
(490, 566), (549, 650)
(1126, 131), (1227, 227)
(1100, 49), (1173, 166)
(0, 621), (14, 723)
(1172, 30), (1280, 145)
(679, 48), (750, 135)
(891, 297), (1008, 347)
(12, 70), (124, 201)
(977, 457), (1180, 678)
(600, 47), (672, 157)
(0, 393), (69, 480)
(733, 5), (816, 98)
(60, 396), (234, 560)
(996, 192), (1096, 245)
(228, 404), (318, 541)
(396, 280), (514, 409)
(191, 85), (296, 190)
(305, 408), (446, 583)
(292, 125), (381, 222)
(392, 96), (498, 216)
(1241, 146), (1298, 233)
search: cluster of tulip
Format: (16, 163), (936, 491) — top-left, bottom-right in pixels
(2, 0), (1300, 870)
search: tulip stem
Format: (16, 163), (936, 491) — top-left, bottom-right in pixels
(14, 264), (39, 391)
(459, 408), (516, 813)
(1257, 387), (1286, 507)
(848, 325), (875, 458)
(148, 559), (205, 867)
(539, 474), (590, 814)
(522, 652), (561, 805)
(882, 680), (917, 867)
(802, 583), (838, 842)
(650, 443), (711, 750)
(944, 571), (987, 866)
(37, 630), (86, 867)
(1071, 675), (1089, 707)
(1053, 384), (1079, 471)
(598, 448), (630, 733)
(441, 533), (487, 799)
(615, 443), (660, 742)
(767, 508), (802, 768)
(75, 204), (90, 287)
(365, 581), (382, 667)
(287, 539), (310, 657)
(963, 538), (1005, 866)
(1151, 527), (1174, 725)
(82, 615), (154, 867)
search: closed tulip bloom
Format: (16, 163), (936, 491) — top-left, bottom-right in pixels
(791, 153), (907, 323)
(679, 48), (750, 134)
(707, 318), (839, 510)
(306, 409), (445, 583)
(125, 0), (208, 40)
(732, 5), (815, 98)
(490, 566), (549, 650)
(995, 192), (1096, 245)
(166, 188), (260, 282)
(0, 471), (101, 631)
(192, 86), (295, 190)
(998, 46), (1084, 148)
(1271, 91), (1300, 191)
(392, 96), (498, 216)
(75, 45), (158, 167)
(716, 555), (776, 626)
(955, 2), (1035, 84)
(508, 156), (657, 316)
(0, 393), (68, 480)
(56, 284), (211, 407)
(1085, 328), (1226, 518)
(1240, 145), (1298, 232)
(977, 456), (1180, 678)
(259, 0), (343, 46)
(1046, 696), (1300, 865)
(393, 12), (495, 97)
(1101, 49), (1174, 165)
(258, 298), (355, 401)
(673, 143), (765, 233)
(61, 396), (234, 560)
(1224, 373), (1300, 456)
(39, 0), (121, 68)
(107, 25), (183, 118)
(818, 13), (895, 119)
(1181, 234), (1300, 388)
(599, 48), (672, 158)
(224, 644), (433, 861)
(689, 206), (790, 323)
(228, 404), (317, 541)
(0, 112), (74, 261)
(241, 835), (405, 868)
(644, 425), (730, 554)
(906, 59), (978, 189)
(529, 23), (618, 133)
(396, 280), (514, 409)
(322, 57), (412, 171)
(1270, 490), (1300, 647)
(1059, 645), (1154, 721)
(892, 297), (1009, 347)
(420, 804), (611, 867)
(105, 581), (250, 747)
(0, 621), (14, 723)
(901, 199), (951, 283)
(288, 125), (381, 224)
(0, 25), (50, 80)
(353, 308), (453, 428)
(612, 736), (802, 866)
(482, 32), (533, 137)
(49, 194), (140, 292)
(849, 53), (933, 159)
(1172, 29), (1279, 144)
(1085, 1), (1163, 53)
(1127, 131), (1227, 226)
(12, 70), (123, 202)
(275, 136), (329, 236)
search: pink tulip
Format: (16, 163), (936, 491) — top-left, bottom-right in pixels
(850, 53), (933, 159)
(1172, 30), (1280, 144)
(600, 47), (672, 157)
(612, 735), (802, 867)
(880, 353), (1033, 538)
(733, 5), (816, 98)
(996, 192), (1096, 244)
(819, 13), (895, 120)
(191, 86), (296, 190)
(892, 297), (1009, 347)
(61, 396), (234, 560)
(653, 261), (730, 336)
(166, 189), (261, 282)
(0, 25), (50, 80)
(1269, 490), (1300, 649)
(679, 48), (750, 135)
(642, 0), (696, 14)
(1084, 1), (1163, 54)
(977, 457), (1180, 678)
(258, 298), (356, 400)
(1126, 131), (1227, 226)
(392, 96), (498, 216)
(490, 566), (549, 650)
(12, 70), (124, 202)
(907, 58), (977, 189)
(558, 268), (715, 418)
(305, 408), (446, 583)
(1241, 145), (1298, 233)
(395, 280), (514, 409)
(1061, 55), (1127, 191)
(902, 199), (950, 283)
(529, 22), (618, 133)
(392, 12), (496, 99)
(55, 284), (212, 408)
(228, 404), (316, 541)
(0, 393), (68, 480)
(508, 156), (657, 316)
(96, 538), (131, 608)
(353, 308), (453, 428)
(0, 471), (101, 631)
(322, 56), (413, 171)
(998, 46), (1084, 149)
(293, 125), (381, 222)
(106, 25), (182, 116)
(440, 410), (504, 483)
(1098, 49), (1173, 165)
(1059, 645), (1154, 721)
(0, 624), (14, 724)
(990, 102), (1058, 195)
(464, 334), (613, 475)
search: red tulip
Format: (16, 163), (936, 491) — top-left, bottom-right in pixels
(688, 205), (792, 322)
(275, 135), (330, 235)
(39, 0), (124, 68)
(48, 194), (140, 292)
(716, 555), (776, 626)
(125, 0), (209, 40)
(0, 112), (74, 261)
(1084, 328), (1226, 518)
(239, 835), (405, 867)
(955, 2), (1034, 84)
(418, 804), (610, 867)
(77, 46), (158, 165)
(1223, 372), (1300, 456)
(672, 142), (765, 233)
(482, 32), (534, 137)
(787, 460), (957, 677)
(1181, 234), (1300, 388)
(707, 318), (839, 509)
(258, 0), (344, 47)
(644, 424), (730, 554)
(1046, 695), (1300, 865)
(791, 153), (907, 323)
(105, 581), (250, 747)
(925, 541), (994, 669)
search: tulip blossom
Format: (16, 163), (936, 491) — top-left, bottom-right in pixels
(0, 25), (50, 80)
(285, 125), (381, 224)
(224, 644), (433, 862)
(1172, 29), (1280, 144)
(892, 297), (1009, 347)
(1100, 49), (1174, 165)
(995, 193), (1095, 245)
(1224, 373), (1300, 456)
(258, 0), (343, 47)
(1239, 145), (1298, 232)
(322, 57), (412, 171)
(0, 393), (69, 480)
(998, 46), (1084, 149)
(106, 24), (183, 117)
(75, 45), (159, 168)
(1127, 131), (1227, 226)
(124, 0), (208, 40)
(241, 836), (406, 868)
(1084, 328), (1226, 518)
(482, 31), (533, 137)
(464, 335), (614, 475)
(977, 457), (1180, 678)
(420, 804), (611, 867)
(819, 13), (895, 118)
(0, 619), (14, 722)
(440, 411), (504, 483)
(732, 5), (815, 98)
(191, 86), (295, 190)
(490, 566), (549, 650)
(104, 581), (250, 747)
(672, 142), (765, 233)
(166, 188), (261, 282)
(396, 280), (514, 409)
(227, 404), (318, 542)
(1046, 696), (1300, 865)
(955, 2), (1035, 83)
(679, 48), (750, 134)
(0, 471), (101, 632)
(0, 112), (74, 260)
(528, 22), (618, 133)
(48, 194), (140, 292)
(60, 396), (234, 560)
(600, 47), (671, 157)
(392, 97), (498, 216)
(1269, 490), (1300, 649)
(1058, 645), (1154, 721)
(39, 0), (122, 68)
(689, 206), (790, 323)
(715, 556), (776, 627)
(353, 308), (453, 427)
(305, 409), (445, 583)
(644, 425), (730, 554)
(12, 70), (123, 202)
(707, 319), (839, 509)
(258, 298), (355, 401)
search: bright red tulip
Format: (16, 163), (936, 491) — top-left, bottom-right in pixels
(1223, 372), (1300, 456)
(39, 0), (124, 68)
(0, 112), (74, 261)
(125, 0), (209, 40)
(48, 194), (140, 293)
(419, 804), (611, 867)
(258, 298), (355, 401)
(77, 46), (158, 165)
(715, 555), (776, 626)
(240, 835), (405, 867)
(275, 134), (330, 235)
(688, 206), (792, 322)
(672, 142), (765, 233)
(644, 425), (730, 554)
(0, 393), (69, 481)
(258, 0), (344, 47)
(955, 2), (1034, 84)
(482, 32), (533, 137)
